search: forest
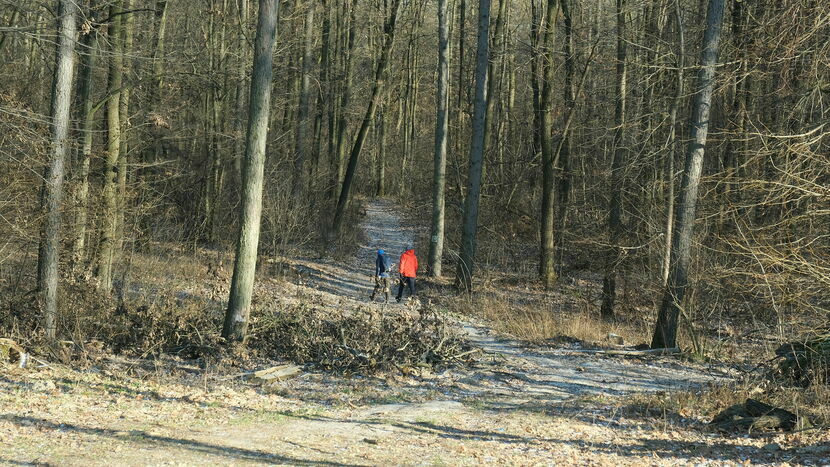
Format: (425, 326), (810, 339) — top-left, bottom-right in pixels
(1, 0), (829, 464)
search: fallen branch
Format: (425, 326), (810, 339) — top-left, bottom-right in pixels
(555, 347), (681, 356)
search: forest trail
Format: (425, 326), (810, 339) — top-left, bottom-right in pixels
(3, 200), (747, 466)
(273, 199), (736, 414)
(293, 198), (731, 402)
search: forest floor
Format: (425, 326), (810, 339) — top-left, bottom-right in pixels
(2, 199), (830, 465)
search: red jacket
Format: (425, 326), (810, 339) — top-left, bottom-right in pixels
(399, 249), (418, 278)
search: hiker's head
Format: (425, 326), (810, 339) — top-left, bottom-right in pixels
(377, 249), (384, 256)
(405, 244), (414, 252)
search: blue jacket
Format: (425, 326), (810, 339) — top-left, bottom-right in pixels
(375, 254), (391, 277)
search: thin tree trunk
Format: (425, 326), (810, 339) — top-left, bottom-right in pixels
(95, 0), (124, 292)
(651, 0), (725, 349)
(72, 25), (99, 268)
(116, 0), (133, 251)
(334, 0), (358, 194)
(291, 0), (315, 201)
(453, 0), (467, 197)
(376, 105), (386, 197)
(331, 0), (403, 236)
(223, 0), (280, 343)
(600, 0), (628, 319)
(555, 0), (574, 272)
(662, 0), (684, 286)
(429, 0), (450, 277)
(234, 0), (249, 186)
(150, 0), (169, 162)
(39, 0), (78, 339)
(539, 0), (559, 288)
(455, 0), (490, 291)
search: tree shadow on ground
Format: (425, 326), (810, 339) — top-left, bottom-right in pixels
(0, 414), (361, 466)
(262, 410), (802, 464)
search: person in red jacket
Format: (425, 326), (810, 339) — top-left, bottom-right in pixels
(396, 245), (418, 303)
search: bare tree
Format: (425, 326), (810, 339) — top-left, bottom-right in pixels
(223, 0), (280, 343)
(600, 0), (628, 319)
(72, 14), (99, 268)
(96, 0), (124, 292)
(428, 0), (450, 277)
(652, 0), (726, 349)
(291, 0), (315, 200)
(455, 0), (490, 291)
(38, 0), (78, 339)
(538, 0), (559, 288)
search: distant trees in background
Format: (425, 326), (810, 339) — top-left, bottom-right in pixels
(0, 0), (826, 345)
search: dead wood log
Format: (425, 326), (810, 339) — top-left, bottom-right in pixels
(710, 398), (811, 432)
(249, 364), (303, 384)
(557, 347), (680, 356)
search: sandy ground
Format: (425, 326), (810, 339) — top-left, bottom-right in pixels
(2, 199), (828, 466)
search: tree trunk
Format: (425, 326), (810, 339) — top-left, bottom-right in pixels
(95, 0), (124, 292)
(376, 105), (386, 197)
(455, 0), (490, 291)
(39, 0), (78, 339)
(234, 0), (249, 185)
(330, 0), (403, 236)
(334, 0), (359, 195)
(223, 0), (279, 343)
(600, 0), (628, 319)
(150, 0), (169, 162)
(291, 0), (315, 201)
(555, 0), (574, 271)
(539, 0), (559, 289)
(662, 0), (684, 286)
(651, 0), (725, 349)
(428, 0), (450, 277)
(116, 0), (133, 251)
(72, 23), (99, 268)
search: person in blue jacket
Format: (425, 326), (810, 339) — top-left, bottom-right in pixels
(370, 249), (393, 302)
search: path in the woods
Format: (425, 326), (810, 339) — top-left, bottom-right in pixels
(285, 198), (731, 404)
(3, 200), (785, 466)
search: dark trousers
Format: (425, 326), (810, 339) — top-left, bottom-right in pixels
(396, 276), (416, 301)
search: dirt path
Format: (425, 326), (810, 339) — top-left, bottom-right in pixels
(10, 199), (798, 466)
(292, 198), (730, 402)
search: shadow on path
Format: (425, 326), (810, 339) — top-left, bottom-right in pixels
(0, 414), (364, 467)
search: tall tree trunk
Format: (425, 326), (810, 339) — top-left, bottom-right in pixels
(483, 0), (505, 156)
(455, 0), (490, 291)
(651, 0), (725, 349)
(429, 0), (450, 277)
(662, 0), (684, 286)
(330, 0), (403, 236)
(116, 0), (133, 251)
(555, 0), (574, 271)
(150, 0), (169, 162)
(291, 0), (315, 200)
(95, 0), (124, 292)
(234, 0), (249, 185)
(539, 0), (559, 288)
(376, 105), (386, 197)
(452, 0), (467, 197)
(600, 0), (628, 319)
(223, 0), (279, 343)
(334, 0), (358, 194)
(72, 24), (99, 268)
(39, 0), (78, 339)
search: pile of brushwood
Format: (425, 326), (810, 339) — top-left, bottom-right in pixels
(250, 304), (472, 373)
(774, 329), (830, 386)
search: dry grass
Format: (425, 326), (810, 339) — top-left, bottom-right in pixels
(446, 292), (651, 348)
